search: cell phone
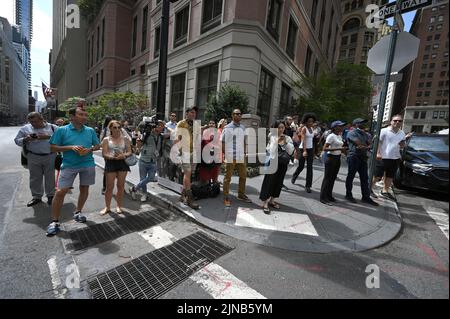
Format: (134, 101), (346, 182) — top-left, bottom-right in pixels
(30, 133), (38, 138)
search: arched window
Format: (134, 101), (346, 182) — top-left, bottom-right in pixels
(351, 0), (357, 9)
(345, 3), (350, 12)
(358, 0), (364, 8)
(343, 18), (361, 31)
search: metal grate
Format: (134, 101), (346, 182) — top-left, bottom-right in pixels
(66, 209), (170, 251)
(88, 231), (234, 299)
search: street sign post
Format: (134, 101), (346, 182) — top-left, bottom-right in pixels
(376, 0), (432, 20)
(367, 0), (407, 191)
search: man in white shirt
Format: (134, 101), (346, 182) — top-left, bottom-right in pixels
(377, 114), (406, 200)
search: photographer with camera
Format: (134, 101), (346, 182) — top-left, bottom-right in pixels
(14, 112), (58, 207)
(129, 117), (164, 202)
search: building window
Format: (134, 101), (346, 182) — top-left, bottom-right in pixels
(418, 82), (424, 88)
(437, 24), (442, 30)
(170, 73), (186, 121)
(154, 26), (160, 58)
(314, 60), (319, 79)
(257, 67), (274, 127)
(426, 82), (432, 88)
(421, 64), (427, 69)
(90, 35), (94, 67)
(279, 83), (291, 117)
(96, 25), (100, 62)
(305, 46), (312, 76)
(131, 69), (136, 76)
(151, 81), (158, 108)
(132, 15), (138, 57)
(413, 111), (420, 119)
(350, 33), (358, 43)
(140, 64), (146, 75)
(423, 54), (429, 60)
(438, 15), (444, 22)
(411, 125), (424, 133)
(87, 39), (91, 69)
(310, 0), (319, 29)
(433, 44), (439, 49)
(101, 18), (105, 57)
(425, 45), (431, 51)
(101, 69), (104, 86)
(266, 0), (282, 40)
(428, 72), (433, 78)
(142, 6), (148, 52)
(417, 92), (423, 97)
(318, 2), (326, 42)
(341, 36), (348, 46)
(286, 18), (298, 60)
(427, 35), (433, 41)
(174, 6), (189, 48)
(439, 111), (446, 119)
(96, 73), (99, 89)
(425, 91), (431, 97)
(433, 111), (439, 119)
(349, 48), (356, 57)
(202, 0), (222, 33)
(428, 26), (434, 32)
(430, 63), (436, 69)
(435, 34), (441, 40)
(420, 73), (426, 78)
(435, 100), (441, 105)
(437, 90), (443, 96)
(421, 111), (427, 119)
(430, 16), (436, 23)
(196, 63), (219, 118)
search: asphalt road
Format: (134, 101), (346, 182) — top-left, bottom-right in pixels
(0, 126), (448, 299)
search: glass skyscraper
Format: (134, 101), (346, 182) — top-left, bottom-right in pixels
(14, 0), (33, 89)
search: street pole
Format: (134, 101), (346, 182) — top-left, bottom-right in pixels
(156, 0), (175, 121)
(368, 0), (403, 186)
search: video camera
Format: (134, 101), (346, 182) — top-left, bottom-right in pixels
(141, 116), (158, 133)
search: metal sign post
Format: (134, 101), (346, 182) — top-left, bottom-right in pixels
(368, 0), (403, 187)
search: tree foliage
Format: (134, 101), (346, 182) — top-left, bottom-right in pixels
(294, 62), (373, 123)
(77, 0), (104, 24)
(203, 83), (249, 122)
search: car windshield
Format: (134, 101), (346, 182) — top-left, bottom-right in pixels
(408, 135), (449, 153)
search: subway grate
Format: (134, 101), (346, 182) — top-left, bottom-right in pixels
(88, 231), (234, 299)
(66, 209), (170, 251)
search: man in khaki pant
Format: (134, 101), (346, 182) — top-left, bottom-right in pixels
(221, 109), (252, 207)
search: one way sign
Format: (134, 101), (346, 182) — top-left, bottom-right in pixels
(376, 0), (432, 19)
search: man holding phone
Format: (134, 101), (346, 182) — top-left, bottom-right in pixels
(15, 112), (58, 207)
(376, 114), (407, 200)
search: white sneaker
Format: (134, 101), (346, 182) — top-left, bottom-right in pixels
(294, 159), (299, 165)
(129, 186), (137, 200)
(140, 194), (147, 202)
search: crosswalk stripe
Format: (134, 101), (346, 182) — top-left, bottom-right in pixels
(138, 226), (266, 299)
(425, 206), (449, 240)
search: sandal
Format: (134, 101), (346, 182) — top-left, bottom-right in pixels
(100, 208), (112, 216)
(263, 206), (271, 215)
(116, 207), (124, 214)
(269, 202), (280, 209)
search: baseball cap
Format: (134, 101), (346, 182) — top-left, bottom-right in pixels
(185, 106), (199, 113)
(352, 118), (368, 125)
(331, 120), (346, 129)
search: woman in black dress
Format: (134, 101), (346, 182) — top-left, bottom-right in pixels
(259, 120), (295, 214)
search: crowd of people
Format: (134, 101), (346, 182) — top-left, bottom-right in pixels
(15, 102), (410, 236)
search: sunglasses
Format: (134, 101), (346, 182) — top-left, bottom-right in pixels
(111, 126), (121, 129)
(392, 120), (403, 123)
(233, 113), (242, 116)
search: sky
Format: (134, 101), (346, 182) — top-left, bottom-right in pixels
(1, 0), (417, 102)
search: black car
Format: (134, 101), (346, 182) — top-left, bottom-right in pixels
(394, 133), (449, 193)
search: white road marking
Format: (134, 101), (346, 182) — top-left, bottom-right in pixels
(425, 206), (449, 240)
(190, 263), (266, 299)
(137, 226), (266, 299)
(235, 208), (319, 237)
(47, 256), (66, 299)
(138, 226), (176, 249)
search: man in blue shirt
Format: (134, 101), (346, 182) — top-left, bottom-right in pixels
(46, 107), (101, 236)
(345, 118), (379, 206)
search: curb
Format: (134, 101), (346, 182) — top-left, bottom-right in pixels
(95, 161), (403, 253)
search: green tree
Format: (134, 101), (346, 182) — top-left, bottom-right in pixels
(294, 62), (372, 123)
(203, 83), (249, 122)
(89, 91), (151, 125)
(77, 0), (104, 24)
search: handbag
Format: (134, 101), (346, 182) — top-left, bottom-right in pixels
(125, 153), (138, 166)
(21, 146), (28, 168)
(278, 145), (291, 166)
(55, 153), (63, 170)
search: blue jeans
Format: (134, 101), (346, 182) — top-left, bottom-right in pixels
(345, 155), (370, 200)
(136, 160), (157, 193)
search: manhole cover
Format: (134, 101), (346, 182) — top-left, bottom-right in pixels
(88, 231), (234, 299)
(66, 209), (170, 251)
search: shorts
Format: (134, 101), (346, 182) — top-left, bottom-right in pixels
(58, 166), (96, 189)
(180, 153), (197, 173)
(105, 159), (130, 173)
(382, 159), (400, 178)
(373, 160), (385, 178)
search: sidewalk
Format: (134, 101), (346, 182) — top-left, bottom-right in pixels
(94, 154), (402, 253)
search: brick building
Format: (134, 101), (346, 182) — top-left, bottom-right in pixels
(85, 0), (342, 125)
(394, 0), (449, 133)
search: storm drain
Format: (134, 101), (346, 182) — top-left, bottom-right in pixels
(66, 209), (170, 251)
(88, 231), (234, 299)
